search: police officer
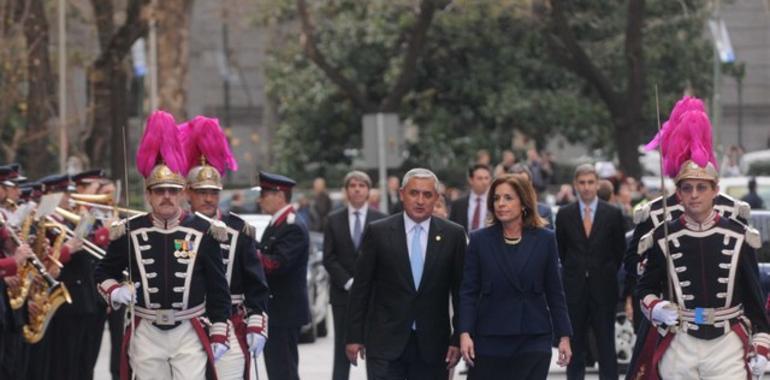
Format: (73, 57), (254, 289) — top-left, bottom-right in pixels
(257, 171), (310, 380)
(183, 115), (270, 379)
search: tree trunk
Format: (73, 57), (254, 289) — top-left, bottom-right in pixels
(86, 59), (128, 181)
(83, 0), (148, 180)
(20, 0), (56, 178)
(156, 0), (193, 119)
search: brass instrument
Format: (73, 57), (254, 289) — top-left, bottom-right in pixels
(22, 220), (72, 343)
(3, 198), (18, 212)
(23, 275), (71, 343)
(45, 215), (105, 260)
(6, 215), (33, 309)
(69, 193), (113, 204)
(68, 193), (143, 217)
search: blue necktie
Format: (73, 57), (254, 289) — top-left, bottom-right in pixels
(353, 211), (362, 249)
(410, 225), (424, 290)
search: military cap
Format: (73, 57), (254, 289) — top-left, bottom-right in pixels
(72, 169), (106, 186)
(256, 171), (296, 192)
(39, 174), (73, 194)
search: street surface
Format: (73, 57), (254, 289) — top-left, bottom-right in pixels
(93, 307), (606, 379)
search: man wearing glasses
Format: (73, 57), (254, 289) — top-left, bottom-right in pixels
(94, 111), (231, 380)
(255, 171), (310, 380)
(634, 105), (769, 379)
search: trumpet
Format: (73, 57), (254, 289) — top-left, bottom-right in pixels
(69, 193), (113, 204)
(45, 215), (105, 260)
(69, 193), (143, 217)
(69, 199), (144, 217)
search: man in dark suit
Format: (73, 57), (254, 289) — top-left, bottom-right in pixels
(449, 164), (492, 233)
(323, 170), (386, 380)
(257, 172), (310, 380)
(346, 168), (465, 379)
(555, 163), (626, 380)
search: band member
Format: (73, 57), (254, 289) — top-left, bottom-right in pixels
(183, 115), (270, 379)
(0, 224), (33, 376)
(257, 171), (310, 380)
(633, 103), (769, 379)
(0, 165), (25, 219)
(0, 163), (26, 213)
(94, 110), (231, 380)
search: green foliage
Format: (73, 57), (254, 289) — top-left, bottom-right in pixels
(260, 0), (713, 185)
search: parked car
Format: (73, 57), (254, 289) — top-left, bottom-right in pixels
(239, 214), (330, 343)
(719, 176), (770, 210)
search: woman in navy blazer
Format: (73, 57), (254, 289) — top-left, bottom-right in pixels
(459, 174), (572, 379)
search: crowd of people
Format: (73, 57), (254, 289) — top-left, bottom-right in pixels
(0, 95), (768, 380)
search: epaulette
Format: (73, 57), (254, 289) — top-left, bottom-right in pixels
(638, 229), (654, 255)
(242, 222), (256, 240)
(287, 212), (296, 225)
(228, 212), (256, 240)
(109, 213), (145, 241)
(746, 226), (762, 249)
(719, 192), (752, 220)
(633, 202), (651, 225)
(108, 219), (126, 241)
(736, 200), (751, 220)
(208, 219), (228, 242)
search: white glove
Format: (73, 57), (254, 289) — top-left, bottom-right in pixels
(211, 342), (229, 362)
(750, 355), (768, 376)
(651, 301), (678, 326)
(247, 333), (267, 356)
(110, 282), (139, 309)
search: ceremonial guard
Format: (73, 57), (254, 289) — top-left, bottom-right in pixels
(183, 115), (270, 379)
(624, 97), (753, 376)
(94, 111), (231, 380)
(631, 103), (770, 379)
(257, 171), (310, 380)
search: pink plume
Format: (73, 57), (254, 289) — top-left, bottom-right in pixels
(645, 96), (706, 151)
(659, 109), (718, 178)
(136, 110), (187, 177)
(184, 116), (238, 175)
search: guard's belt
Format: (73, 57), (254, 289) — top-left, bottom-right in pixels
(135, 303), (206, 326)
(231, 294), (244, 305)
(679, 304), (743, 325)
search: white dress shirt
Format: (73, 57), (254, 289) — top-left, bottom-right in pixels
(404, 213), (430, 261)
(466, 191), (488, 231)
(348, 205), (368, 239)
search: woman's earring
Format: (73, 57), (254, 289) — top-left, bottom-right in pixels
(522, 208), (527, 216)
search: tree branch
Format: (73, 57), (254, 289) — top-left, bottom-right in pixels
(296, 0), (375, 112)
(95, 0), (149, 67)
(547, 0), (622, 115)
(624, 0), (644, 113)
(379, 0), (443, 112)
(90, 0), (115, 51)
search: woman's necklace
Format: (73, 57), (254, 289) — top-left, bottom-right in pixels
(503, 233), (521, 245)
